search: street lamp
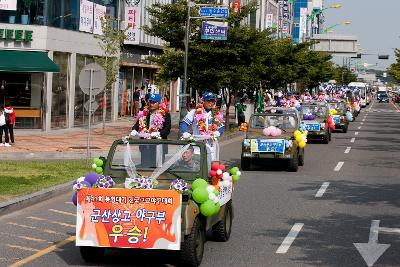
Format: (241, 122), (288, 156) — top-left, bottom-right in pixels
(322, 21), (351, 34)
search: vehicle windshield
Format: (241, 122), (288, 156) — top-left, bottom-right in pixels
(110, 143), (201, 174)
(249, 114), (297, 129)
(301, 105), (327, 118)
(378, 93), (388, 97)
(329, 102), (346, 111)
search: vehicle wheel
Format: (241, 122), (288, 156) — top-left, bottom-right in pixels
(288, 152), (299, 172)
(212, 201), (233, 242)
(80, 246), (105, 263)
(343, 124), (348, 133)
(241, 158), (251, 171)
(180, 217), (205, 267)
(298, 149), (305, 166)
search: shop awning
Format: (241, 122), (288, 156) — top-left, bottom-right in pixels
(0, 50), (60, 72)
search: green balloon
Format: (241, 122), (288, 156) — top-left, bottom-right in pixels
(232, 174), (240, 183)
(214, 189), (220, 196)
(93, 157), (100, 164)
(213, 203), (221, 215)
(230, 167), (239, 175)
(192, 187), (209, 204)
(96, 159), (104, 167)
(95, 166), (103, 174)
(200, 200), (216, 217)
(191, 178), (208, 191)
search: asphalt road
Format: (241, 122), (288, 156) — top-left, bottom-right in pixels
(1, 100), (400, 267)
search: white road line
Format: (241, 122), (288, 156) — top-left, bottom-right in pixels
(6, 244), (39, 252)
(276, 223), (304, 254)
(362, 119), (365, 122)
(27, 216), (74, 228)
(357, 126), (362, 130)
(49, 209), (76, 217)
(7, 222), (66, 235)
(355, 132), (359, 135)
(334, 162), (344, 172)
(315, 182), (330, 198)
(350, 138), (355, 143)
(360, 122), (364, 125)
(344, 147), (351, 154)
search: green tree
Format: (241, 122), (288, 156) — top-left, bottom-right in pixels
(94, 16), (126, 131)
(331, 65), (357, 85)
(388, 49), (400, 83)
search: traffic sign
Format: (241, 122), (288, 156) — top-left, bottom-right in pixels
(199, 7), (229, 18)
(79, 63), (106, 96)
(84, 99), (99, 113)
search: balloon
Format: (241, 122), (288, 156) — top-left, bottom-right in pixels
(95, 159), (103, 167)
(263, 127), (271, 136)
(298, 140), (306, 148)
(92, 163), (97, 169)
(232, 174), (240, 183)
(192, 187), (209, 203)
(208, 193), (216, 201)
(272, 128), (282, 136)
(296, 135), (303, 143)
(294, 130), (301, 137)
(230, 167), (239, 175)
(214, 189), (220, 196)
(84, 172), (99, 186)
(72, 192), (77, 206)
(209, 170), (217, 177)
(93, 158), (100, 164)
(95, 167), (103, 174)
(219, 164), (226, 172)
(211, 162), (220, 171)
(191, 178), (208, 190)
(206, 185), (215, 193)
(200, 200), (216, 217)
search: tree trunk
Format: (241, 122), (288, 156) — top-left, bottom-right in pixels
(102, 90), (107, 133)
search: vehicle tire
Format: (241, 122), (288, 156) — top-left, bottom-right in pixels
(343, 124), (348, 133)
(298, 149), (305, 166)
(180, 217), (205, 267)
(241, 158), (251, 171)
(288, 152), (299, 172)
(79, 246), (105, 263)
(212, 201), (233, 242)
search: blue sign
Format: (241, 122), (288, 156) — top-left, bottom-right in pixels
(304, 123), (321, 131)
(201, 21), (228, 40)
(199, 7), (229, 18)
(257, 139), (285, 153)
(333, 115), (341, 124)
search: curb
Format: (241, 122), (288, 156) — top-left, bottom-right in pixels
(0, 181), (72, 217)
(0, 131), (244, 217)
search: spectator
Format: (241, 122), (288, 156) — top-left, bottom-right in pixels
(4, 101), (15, 145)
(132, 87), (140, 117)
(236, 98), (247, 126)
(0, 105), (10, 147)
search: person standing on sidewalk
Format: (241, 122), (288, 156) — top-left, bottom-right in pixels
(132, 87), (140, 117)
(4, 101), (15, 145)
(236, 97), (247, 126)
(0, 105), (10, 147)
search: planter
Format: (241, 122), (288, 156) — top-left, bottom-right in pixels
(8, 16), (16, 24)
(21, 15), (29, 25)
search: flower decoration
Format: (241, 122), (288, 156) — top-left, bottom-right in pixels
(130, 176), (158, 189)
(195, 103), (224, 136)
(136, 104), (167, 139)
(94, 175), (115, 189)
(170, 179), (189, 193)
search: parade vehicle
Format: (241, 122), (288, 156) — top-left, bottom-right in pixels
(300, 102), (331, 144)
(328, 101), (350, 133)
(73, 138), (241, 267)
(349, 82), (368, 108)
(240, 108), (305, 172)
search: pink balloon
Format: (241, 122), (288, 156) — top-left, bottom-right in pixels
(272, 128), (282, 136)
(263, 127), (271, 136)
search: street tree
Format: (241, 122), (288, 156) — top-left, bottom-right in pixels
(94, 16), (126, 131)
(388, 48), (400, 83)
(331, 65), (357, 85)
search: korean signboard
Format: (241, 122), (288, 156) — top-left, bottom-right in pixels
(0, 0), (17, 10)
(93, 3), (106, 35)
(124, 3), (141, 45)
(201, 21), (228, 41)
(199, 7), (229, 18)
(76, 188), (182, 250)
(79, 0), (94, 33)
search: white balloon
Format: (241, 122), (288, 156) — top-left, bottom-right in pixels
(222, 172), (230, 180)
(217, 169), (222, 175)
(223, 180), (231, 187)
(207, 185), (215, 193)
(236, 171), (242, 176)
(77, 176), (85, 183)
(92, 163), (97, 169)
(208, 193), (215, 200)
(213, 198), (219, 204)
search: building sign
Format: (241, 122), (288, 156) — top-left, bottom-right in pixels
(122, 47), (161, 65)
(201, 21), (228, 40)
(124, 3), (141, 44)
(0, 28), (33, 42)
(93, 3), (106, 35)
(199, 7), (229, 18)
(79, 0), (94, 33)
(0, 0), (17, 10)
(266, 13), (273, 29)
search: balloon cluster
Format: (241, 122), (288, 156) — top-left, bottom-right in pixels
(71, 172), (99, 206)
(303, 113), (316, 120)
(346, 111), (353, 122)
(294, 130), (307, 149)
(329, 109), (338, 116)
(191, 178), (221, 217)
(263, 126), (282, 137)
(327, 117), (336, 130)
(91, 158), (104, 174)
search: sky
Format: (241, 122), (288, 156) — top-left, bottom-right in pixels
(323, 0), (400, 70)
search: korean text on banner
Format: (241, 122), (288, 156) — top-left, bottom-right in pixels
(93, 3), (106, 35)
(76, 188), (182, 250)
(0, 0), (17, 10)
(265, 14), (273, 29)
(124, 5), (141, 45)
(201, 21), (228, 41)
(79, 0), (94, 33)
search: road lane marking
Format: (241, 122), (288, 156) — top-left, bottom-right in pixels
(344, 147), (351, 154)
(360, 122), (364, 125)
(9, 236), (76, 267)
(27, 216), (74, 228)
(6, 244), (40, 252)
(357, 126), (362, 130)
(315, 182), (330, 198)
(49, 209), (76, 217)
(276, 223), (304, 254)
(350, 138), (355, 143)
(17, 236), (52, 244)
(64, 202), (72, 204)
(7, 222), (64, 235)
(355, 132), (359, 135)
(334, 162), (344, 172)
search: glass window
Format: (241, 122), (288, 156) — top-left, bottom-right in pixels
(51, 52), (70, 128)
(250, 115), (297, 130)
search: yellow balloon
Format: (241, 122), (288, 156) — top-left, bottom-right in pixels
(296, 136), (303, 143)
(298, 141), (306, 148)
(294, 130), (301, 137)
